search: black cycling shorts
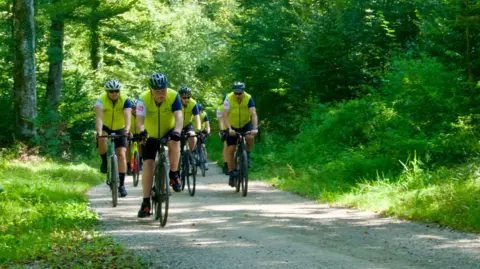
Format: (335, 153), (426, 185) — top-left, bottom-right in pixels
(100, 126), (127, 148)
(226, 122), (253, 146)
(142, 128), (175, 160)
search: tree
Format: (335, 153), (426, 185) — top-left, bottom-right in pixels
(45, 0), (64, 110)
(13, 0), (37, 139)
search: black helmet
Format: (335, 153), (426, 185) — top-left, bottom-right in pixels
(197, 103), (203, 111)
(232, 82), (245, 92)
(105, 80), (122, 91)
(179, 86), (192, 96)
(149, 73), (168, 89)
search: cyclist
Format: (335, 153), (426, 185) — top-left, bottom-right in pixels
(126, 99), (142, 175)
(223, 82), (258, 187)
(136, 73), (183, 218)
(193, 103), (211, 169)
(178, 86), (202, 154)
(95, 79), (132, 197)
(216, 97), (229, 175)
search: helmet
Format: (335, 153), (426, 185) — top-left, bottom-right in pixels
(197, 103), (203, 111)
(232, 82), (245, 92)
(105, 80), (122, 91)
(149, 73), (168, 89)
(130, 99), (138, 107)
(179, 86), (192, 96)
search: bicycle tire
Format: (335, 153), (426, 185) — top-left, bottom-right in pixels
(132, 150), (140, 187)
(111, 155), (119, 207)
(199, 147), (206, 177)
(187, 151), (196, 196)
(235, 152), (241, 193)
(181, 152), (188, 191)
(154, 160), (169, 227)
(240, 150), (249, 197)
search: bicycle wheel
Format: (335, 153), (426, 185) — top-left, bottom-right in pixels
(199, 147), (206, 177)
(110, 155), (119, 207)
(240, 150), (249, 197)
(181, 152), (188, 191)
(154, 160), (169, 227)
(132, 150), (140, 187)
(187, 151), (196, 196)
(235, 152), (241, 193)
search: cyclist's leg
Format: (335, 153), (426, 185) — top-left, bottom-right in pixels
(243, 122), (254, 167)
(166, 129), (182, 192)
(226, 132), (239, 186)
(138, 139), (158, 217)
(222, 134), (228, 174)
(98, 126), (110, 173)
(114, 129), (128, 197)
(185, 123), (197, 152)
(126, 141), (132, 175)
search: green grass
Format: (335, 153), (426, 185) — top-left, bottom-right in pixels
(264, 155), (480, 232)
(0, 158), (145, 268)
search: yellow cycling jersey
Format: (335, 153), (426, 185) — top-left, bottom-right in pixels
(193, 111), (208, 131)
(181, 98), (198, 128)
(98, 92), (128, 130)
(138, 89), (180, 138)
(130, 115), (139, 134)
(224, 92), (252, 129)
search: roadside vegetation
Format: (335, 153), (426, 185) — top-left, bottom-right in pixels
(0, 154), (145, 268)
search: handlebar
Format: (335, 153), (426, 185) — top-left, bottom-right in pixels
(97, 133), (126, 139)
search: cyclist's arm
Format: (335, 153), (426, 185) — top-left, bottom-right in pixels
(216, 108), (225, 130)
(194, 115), (201, 132)
(95, 99), (103, 135)
(204, 114), (210, 134)
(174, 110), (183, 133)
(124, 108), (131, 134)
(123, 99), (132, 133)
(172, 95), (183, 133)
(222, 99), (233, 131)
(205, 120), (211, 134)
(136, 99), (146, 132)
(249, 107), (258, 129)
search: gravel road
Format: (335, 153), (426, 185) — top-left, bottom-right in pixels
(87, 163), (480, 269)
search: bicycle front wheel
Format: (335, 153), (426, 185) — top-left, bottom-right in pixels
(240, 150), (249, 197)
(132, 150), (140, 187)
(110, 155), (119, 207)
(199, 147), (206, 177)
(187, 151), (196, 196)
(235, 153), (241, 193)
(154, 160), (169, 227)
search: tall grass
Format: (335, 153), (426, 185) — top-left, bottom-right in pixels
(340, 155), (480, 231)
(0, 158), (144, 267)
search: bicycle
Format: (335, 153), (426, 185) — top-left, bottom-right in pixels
(128, 134), (142, 187)
(147, 136), (171, 227)
(98, 133), (123, 207)
(179, 131), (197, 196)
(233, 131), (251, 197)
(194, 133), (209, 177)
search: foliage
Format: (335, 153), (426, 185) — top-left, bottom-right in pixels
(341, 156), (480, 232)
(0, 159), (145, 267)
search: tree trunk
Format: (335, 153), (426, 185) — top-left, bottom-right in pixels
(89, 0), (100, 70)
(13, 0), (37, 139)
(46, 12), (64, 110)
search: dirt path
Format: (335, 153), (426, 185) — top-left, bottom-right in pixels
(88, 163), (480, 269)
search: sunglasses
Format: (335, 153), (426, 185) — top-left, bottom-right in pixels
(182, 96), (191, 99)
(151, 88), (166, 91)
(107, 90), (120, 93)
(234, 92), (243, 95)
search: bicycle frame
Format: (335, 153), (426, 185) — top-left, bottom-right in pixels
(98, 133), (123, 207)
